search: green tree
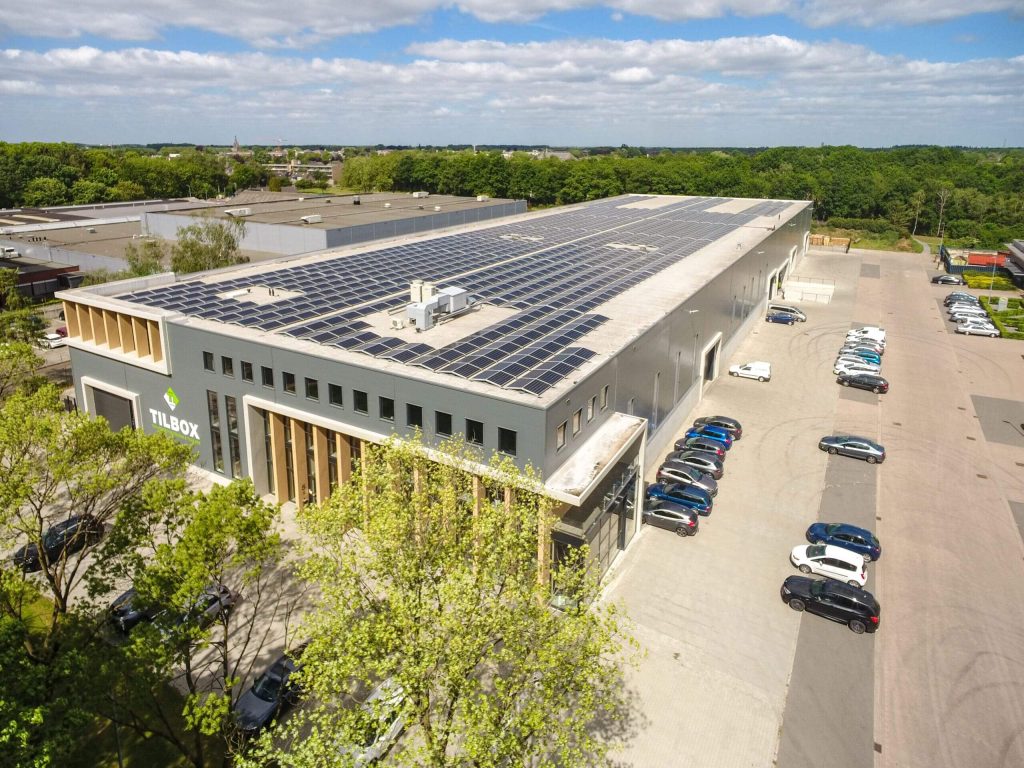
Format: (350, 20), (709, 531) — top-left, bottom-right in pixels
(170, 217), (248, 274)
(21, 177), (68, 207)
(909, 189), (927, 236)
(249, 438), (634, 768)
(109, 179), (146, 201)
(69, 179), (108, 204)
(124, 237), (169, 276)
(91, 479), (290, 768)
(0, 341), (43, 401)
(0, 267), (27, 311)
(267, 175), (284, 192)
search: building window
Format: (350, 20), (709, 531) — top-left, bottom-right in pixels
(379, 397), (395, 422)
(600, 384), (610, 411)
(304, 425), (316, 503)
(572, 408), (582, 436)
(241, 361), (253, 382)
(498, 427), (517, 456)
(407, 403), (423, 429)
(283, 416), (295, 502)
(327, 430), (339, 491)
(207, 390), (224, 473)
(283, 372), (296, 395)
(203, 351), (215, 371)
(261, 366), (274, 388)
(587, 396), (596, 421)
(329, 383), (343, 407)
(305, 377), (319, 400)
(436, 411), (452, 436)
(466, 419), (484, 445)
(221, 356), (234, 377)
(354, 390), (368, 414)
(556, 421), (567, 450)
(226, 396), (241, 478)
(259, 408), (274, 494)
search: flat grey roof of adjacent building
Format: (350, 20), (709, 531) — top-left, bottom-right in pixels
(156, 192), (517, 231)
(62, 194), (809, 406)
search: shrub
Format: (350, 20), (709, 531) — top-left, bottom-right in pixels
(962, 272), (1016, 291)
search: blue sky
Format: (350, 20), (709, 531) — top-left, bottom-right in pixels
(0, 2), (1021, 147)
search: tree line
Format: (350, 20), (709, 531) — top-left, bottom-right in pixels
(341, 146), (1024, 248)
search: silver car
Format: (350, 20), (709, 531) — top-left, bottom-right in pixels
(818, 435), (885, 464)
(340, 678), (406, 766)
(955, 323), (999, 337)
(656, 460), (719, 496)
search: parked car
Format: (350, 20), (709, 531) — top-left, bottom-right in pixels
(673, 436), (726, 459)
(669, 450), (725, 479)
(805, 522), (882, 562)
(947, 303), (986, 314)
(692, 415), (743, 440)
(956, 318), (995, 329)
(728, 361), (771, 382)
(645, 482), (713, 515)
(790, 544), (867, 587)
(656, 461), (718, 496)
(838, 346), (883, 363)
(944, 295), (977, 308)
(642, 500), (700, 536)
(12, 514), (104, 572)
(54, 326), (68, 337)
(837, 372), (889, 394)
(36, 333), (66, 349)
(765, 312), (796, 326)
(164, 584), (237, 634)
(833, 360), (880, 376)
(780, 576), (880, 634)
(931, 274), (965, 285)
(948, 309), (989, 321)
(818, 435), (885, 464)
(835, 353), (881, 369)
(234, 643), (308, 735)
(767, 303), (806, 321)
(956, 323), (1000, 337)
(109, 587), (161, 634)
(342, 678), (406, 765)
(846, 331), (885, 346)
(682, 424), (733, 449)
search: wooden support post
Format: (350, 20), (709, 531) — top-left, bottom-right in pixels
(537, 497), (552, 589)
(290, 419), (306, 510)
(313, 425), (330, 503)
(268, 412), (288, 506)
(337, 433), (352, 484)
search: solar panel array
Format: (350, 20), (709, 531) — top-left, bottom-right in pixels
(119, 195), (794, 396)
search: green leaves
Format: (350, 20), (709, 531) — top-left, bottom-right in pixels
(170, 216), (249, 274)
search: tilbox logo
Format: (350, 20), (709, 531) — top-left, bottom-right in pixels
(150, 387), (200, 440)
(164, 387), (180, 411)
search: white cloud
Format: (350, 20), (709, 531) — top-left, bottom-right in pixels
(0, 38), (1021, 146)
(0, 2), (1020, 48)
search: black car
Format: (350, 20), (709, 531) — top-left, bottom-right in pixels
(234, 643), (308, 734)
(12, 514), (104, 572)
(944, 293), (977, 307)
(837, 372), (889, 394)
(780, 576), (880, 634)
(693, 415), (742, 440)
(109, 587), (161, 634)
(642, 500), (699, 536)
(672, 436), (726, 459)
(931, 274), (965, 285)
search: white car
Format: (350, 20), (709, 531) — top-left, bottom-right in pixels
(833, 360), (881, 376)
(846, 329), (886, 344)
(947, 302), (981, 313)
(728, 361), (771, 382)
(36, 333), (66, 349)
(956, 323), (999, 337)
(949, 312), (989, 324)
(790, 544), (867, 587)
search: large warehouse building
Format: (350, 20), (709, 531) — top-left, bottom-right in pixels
(58, 194), (811, 577)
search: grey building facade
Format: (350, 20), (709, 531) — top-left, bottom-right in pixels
(59, 194), (811, 577)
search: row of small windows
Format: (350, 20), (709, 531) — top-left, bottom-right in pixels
(202, 351), (516, 455)
(556, 384), (611, 451)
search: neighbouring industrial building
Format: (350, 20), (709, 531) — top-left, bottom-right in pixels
(57, 194), (812, 578)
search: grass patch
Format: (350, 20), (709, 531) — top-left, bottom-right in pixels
(916, 235), (978, 249)
(962, 272), (1017, 291)
(979, 296), (1024, 340)
(812, 225), (922, 253)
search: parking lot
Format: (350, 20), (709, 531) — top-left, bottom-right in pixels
(605, 247), (1024, 768)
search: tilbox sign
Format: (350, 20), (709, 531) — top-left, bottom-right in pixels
(149, 387), (200, 440)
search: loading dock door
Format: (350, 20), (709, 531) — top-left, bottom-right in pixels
(92, 388), (135, 431)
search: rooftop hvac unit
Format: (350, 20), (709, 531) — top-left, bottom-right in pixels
(422, 281), (437, 299)
(410, 279), (424, 302)
(433, 205), (442, 211)
(353, 195), (361, 205)
(86, 227), (97, 233)
(300, 214), (323, 224)
(391, 318), (406, 330)
(384, 203), (392, 209)
(412, 191), (430, 199)
(476, 195), (490, 202)
(225, 207), (253, 217)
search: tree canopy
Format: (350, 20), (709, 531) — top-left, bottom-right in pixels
(246, 437), (635, 768)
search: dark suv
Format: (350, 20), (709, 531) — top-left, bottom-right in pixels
(12, 515), (104, 572)
(780, 576), (880, 634)
(837, 372), (889, 394)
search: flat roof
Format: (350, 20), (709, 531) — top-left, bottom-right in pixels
(62, 194), (809, 406)
(157, 192), (518, 231)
